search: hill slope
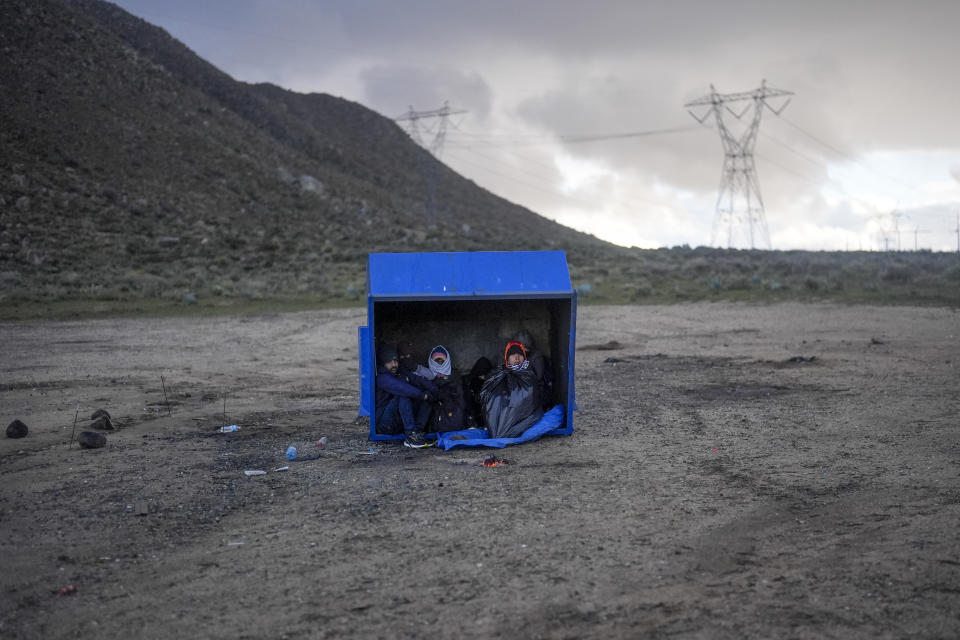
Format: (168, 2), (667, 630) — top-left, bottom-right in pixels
(0, 0), (613, 304)
(2, 0), (957, 314)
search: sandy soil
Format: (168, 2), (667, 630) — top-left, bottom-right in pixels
(1, 302), (958, 639)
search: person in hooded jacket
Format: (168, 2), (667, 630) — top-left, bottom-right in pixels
(420, 345), (467, 432)
(512, 329), (553, 409)
(403, 344), (452, 382)
(374, 343), (438, 448)
(480, 341), (544, 439)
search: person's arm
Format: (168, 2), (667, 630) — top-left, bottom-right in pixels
(407, 372), (440, 400)
(376, 372), (429, 399)
(414, 364), (436, 380)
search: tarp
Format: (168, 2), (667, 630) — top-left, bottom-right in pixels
(435, 405), (565, 450)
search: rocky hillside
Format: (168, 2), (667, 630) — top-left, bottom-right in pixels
(3, 0), (957, 315)
(0, 0), (614, 305)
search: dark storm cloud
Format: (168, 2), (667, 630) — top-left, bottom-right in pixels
(110, 0), (960, 249)
(113, 1), (960, 155)
(359, 66), (493, 121)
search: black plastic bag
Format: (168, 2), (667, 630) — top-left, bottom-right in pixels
(480, 367), (543, 439)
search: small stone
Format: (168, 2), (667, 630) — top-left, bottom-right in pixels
(90, 409), (111, 421)
(297, 175), (324, 194)
(78, 431), (106, 449)
(6, 419), (28, 438)
(90, 415), (114, 431)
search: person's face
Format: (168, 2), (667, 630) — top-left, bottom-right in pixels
(507, 352), (525, 366)
(385, 358), (398, 374)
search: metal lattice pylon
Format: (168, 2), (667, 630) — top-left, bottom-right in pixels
(686, 80), (792, 249)
(393, 101), (467, 225)
(394, 101), (467, 159)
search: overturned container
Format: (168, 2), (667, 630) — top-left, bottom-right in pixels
(358, 251), (577, 441)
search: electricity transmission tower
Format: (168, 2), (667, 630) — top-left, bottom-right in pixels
(686, 80), (793, 249)
(393, 101), (467, 225)
(394, 101), (467, 159)
(955, 212), (959, 253)
(890, 208), (905, 251)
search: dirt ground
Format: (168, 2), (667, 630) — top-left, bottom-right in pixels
(1, 302), (958, 639)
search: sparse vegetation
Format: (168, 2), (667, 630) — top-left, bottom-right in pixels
(570, 246), (960, 307)
(1, 0), (958, 322)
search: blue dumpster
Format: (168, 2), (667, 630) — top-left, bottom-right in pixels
(358, 250), (577, 441)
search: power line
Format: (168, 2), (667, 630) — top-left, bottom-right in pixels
(446, 124), (697, 149)
(444, 145), (670, 214)
(772, 113), (924, 197)
(446, 143), (563, 187)
(690, 119), (826, 190)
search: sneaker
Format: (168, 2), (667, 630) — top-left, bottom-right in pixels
(403, 431), (430, 449)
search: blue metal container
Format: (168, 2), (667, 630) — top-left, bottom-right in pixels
(358, 250), (577, 441)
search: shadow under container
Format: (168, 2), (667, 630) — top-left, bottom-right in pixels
(358, 251), (577, 441)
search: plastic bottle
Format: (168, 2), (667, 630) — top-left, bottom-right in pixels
(286, 438), (326, 461)
(218, 425), (239, 433)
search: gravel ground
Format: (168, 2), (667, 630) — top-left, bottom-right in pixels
(1, 302), (958, 639)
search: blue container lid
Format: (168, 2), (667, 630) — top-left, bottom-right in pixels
(367, 251), (573, 300)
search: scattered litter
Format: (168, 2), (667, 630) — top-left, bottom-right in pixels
(603, 357), (625, 364)
(482, 455), (506, 467)
(243, 470), (266, 476)
(218, 425), (239, 433)
(317, 436), (328, 446)
(57, 585), (78, 596)
(711, 447), (720, 452)
(358, 448), (377, 455)
(285, 444), (323, 461)
(227, 541), (245, 546)
(273, 466), (289, 472)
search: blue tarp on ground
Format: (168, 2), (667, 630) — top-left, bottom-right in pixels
(435, 405), (565, 450)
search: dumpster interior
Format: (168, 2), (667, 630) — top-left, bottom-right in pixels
(373, 297), (572, 410)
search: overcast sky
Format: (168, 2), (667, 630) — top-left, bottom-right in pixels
(112, 0), (960, 251)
